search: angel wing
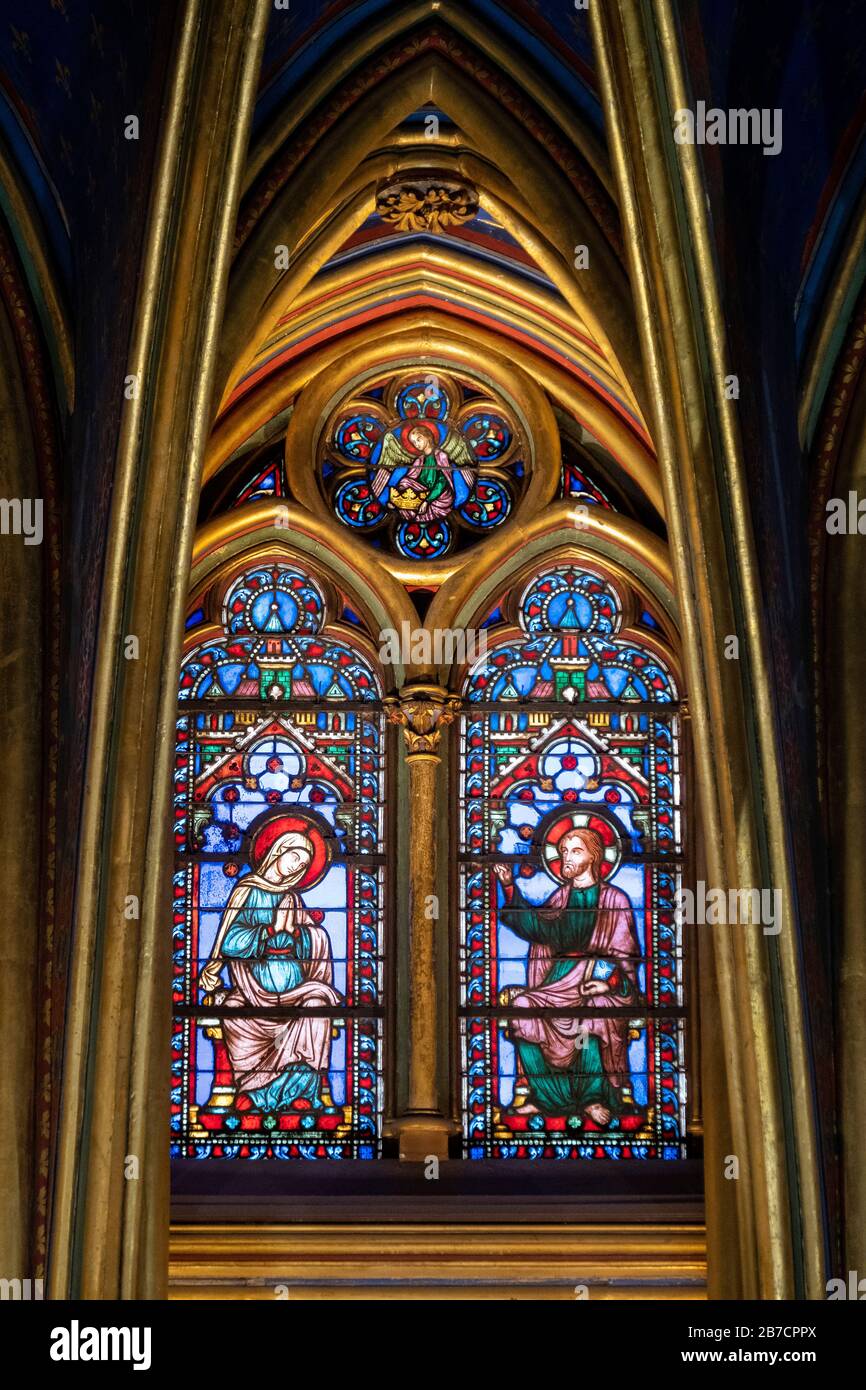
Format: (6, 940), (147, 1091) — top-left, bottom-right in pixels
(372, 429), (412, 497)
(442, 428), (477, 486)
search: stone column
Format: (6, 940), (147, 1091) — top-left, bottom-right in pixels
(385, 683), (461, 1160)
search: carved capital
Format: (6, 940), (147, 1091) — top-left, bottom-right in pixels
(385, 684), (463, 761)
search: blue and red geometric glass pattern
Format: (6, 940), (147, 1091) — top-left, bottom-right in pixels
(172, 563), (385, 1159)
(233, 461), (286, 506)
(561, 457), (614, 510)
(469, 569), (674, 705)
(322, 370), (525, 560)
(458, 566), (686, 1159)
(179, 567), (378, 705)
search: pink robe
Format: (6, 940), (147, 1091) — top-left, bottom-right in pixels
(221, 905), (340, 1097)
(375, 449), (474, 522)
(509, 881), (640, 1091)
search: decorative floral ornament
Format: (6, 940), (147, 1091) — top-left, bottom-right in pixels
(375, 172), (479, 232)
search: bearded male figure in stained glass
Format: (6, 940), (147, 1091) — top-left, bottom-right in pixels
(460, 564), (686, 1159)
(493, 822), (639, 1127)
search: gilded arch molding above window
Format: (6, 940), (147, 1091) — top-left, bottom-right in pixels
(216, 42), (641, 415)
(206, 316), (662, 523)
(190, 509), (417, 682)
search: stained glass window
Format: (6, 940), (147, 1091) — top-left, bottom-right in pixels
(233, 459), (286, 506)
(171, 562), (386, 1158)
(561, 456), (614, 509)
(458, 565), (686, 1159)
(319, 369), (527, 560)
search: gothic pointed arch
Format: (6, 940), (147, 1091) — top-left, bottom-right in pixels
(206, 316), (662, 518)
(217, 25), (644, 416)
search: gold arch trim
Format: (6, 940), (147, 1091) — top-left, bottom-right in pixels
(208, 312), (663, 519)
(190, 501), (678, 690)
(225, 145), (633, 418)
(218, 50), (643, 418)
(424, 502), (678, 685)
(245, 234), (619, 400)
(244, 1), (613, 198)
(283, 329), (560, 583)
(192, 504), (418, 686)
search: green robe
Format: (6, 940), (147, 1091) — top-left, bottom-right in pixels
(415, 452), (447, 501)
(504, 883), (628, 1118)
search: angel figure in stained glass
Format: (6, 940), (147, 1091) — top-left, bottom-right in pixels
(371, 420), (476, 522)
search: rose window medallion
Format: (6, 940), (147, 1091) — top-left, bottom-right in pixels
(318, 370), (528, 561)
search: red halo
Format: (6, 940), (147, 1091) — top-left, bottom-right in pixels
(398, 418), (446, 452)
(542, 811), (620, 881)
(249, 813), (330, 889)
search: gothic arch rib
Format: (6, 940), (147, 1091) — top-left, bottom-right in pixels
(191, 502), (418, 689)
(246, 2), (613, 200)
(217, 34), (644, 421)
(206, 313), (662, 520)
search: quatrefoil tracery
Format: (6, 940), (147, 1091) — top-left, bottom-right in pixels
(319, 369), (527, 561)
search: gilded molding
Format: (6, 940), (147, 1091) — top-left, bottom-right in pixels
(590, 0), (824, 1297)
(242, 2), (615, 203)
(282, 328), (561, 586)
(168, 1221), (706, 1298)
(49, 0), (271, 1300)
(218, 48), (643, 416)
(208, 312), (663, 520)
(246, 230), (622, 401)
(375, 170), (479, 232)
(190, 501), (418, 686)
(226, 142), (636, 418)
(425, 514), (681, 697)
(384, 684), (461, 1155)
(426, 503), (677, 644)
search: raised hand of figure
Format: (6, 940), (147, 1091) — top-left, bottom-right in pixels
(198, 960), (224, 994)
(582, 979), (611, 997)
(492, 862), (513, 886)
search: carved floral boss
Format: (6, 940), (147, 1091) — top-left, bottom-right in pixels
(320, 371), (526, 561)
(375, 172), (479, 233)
